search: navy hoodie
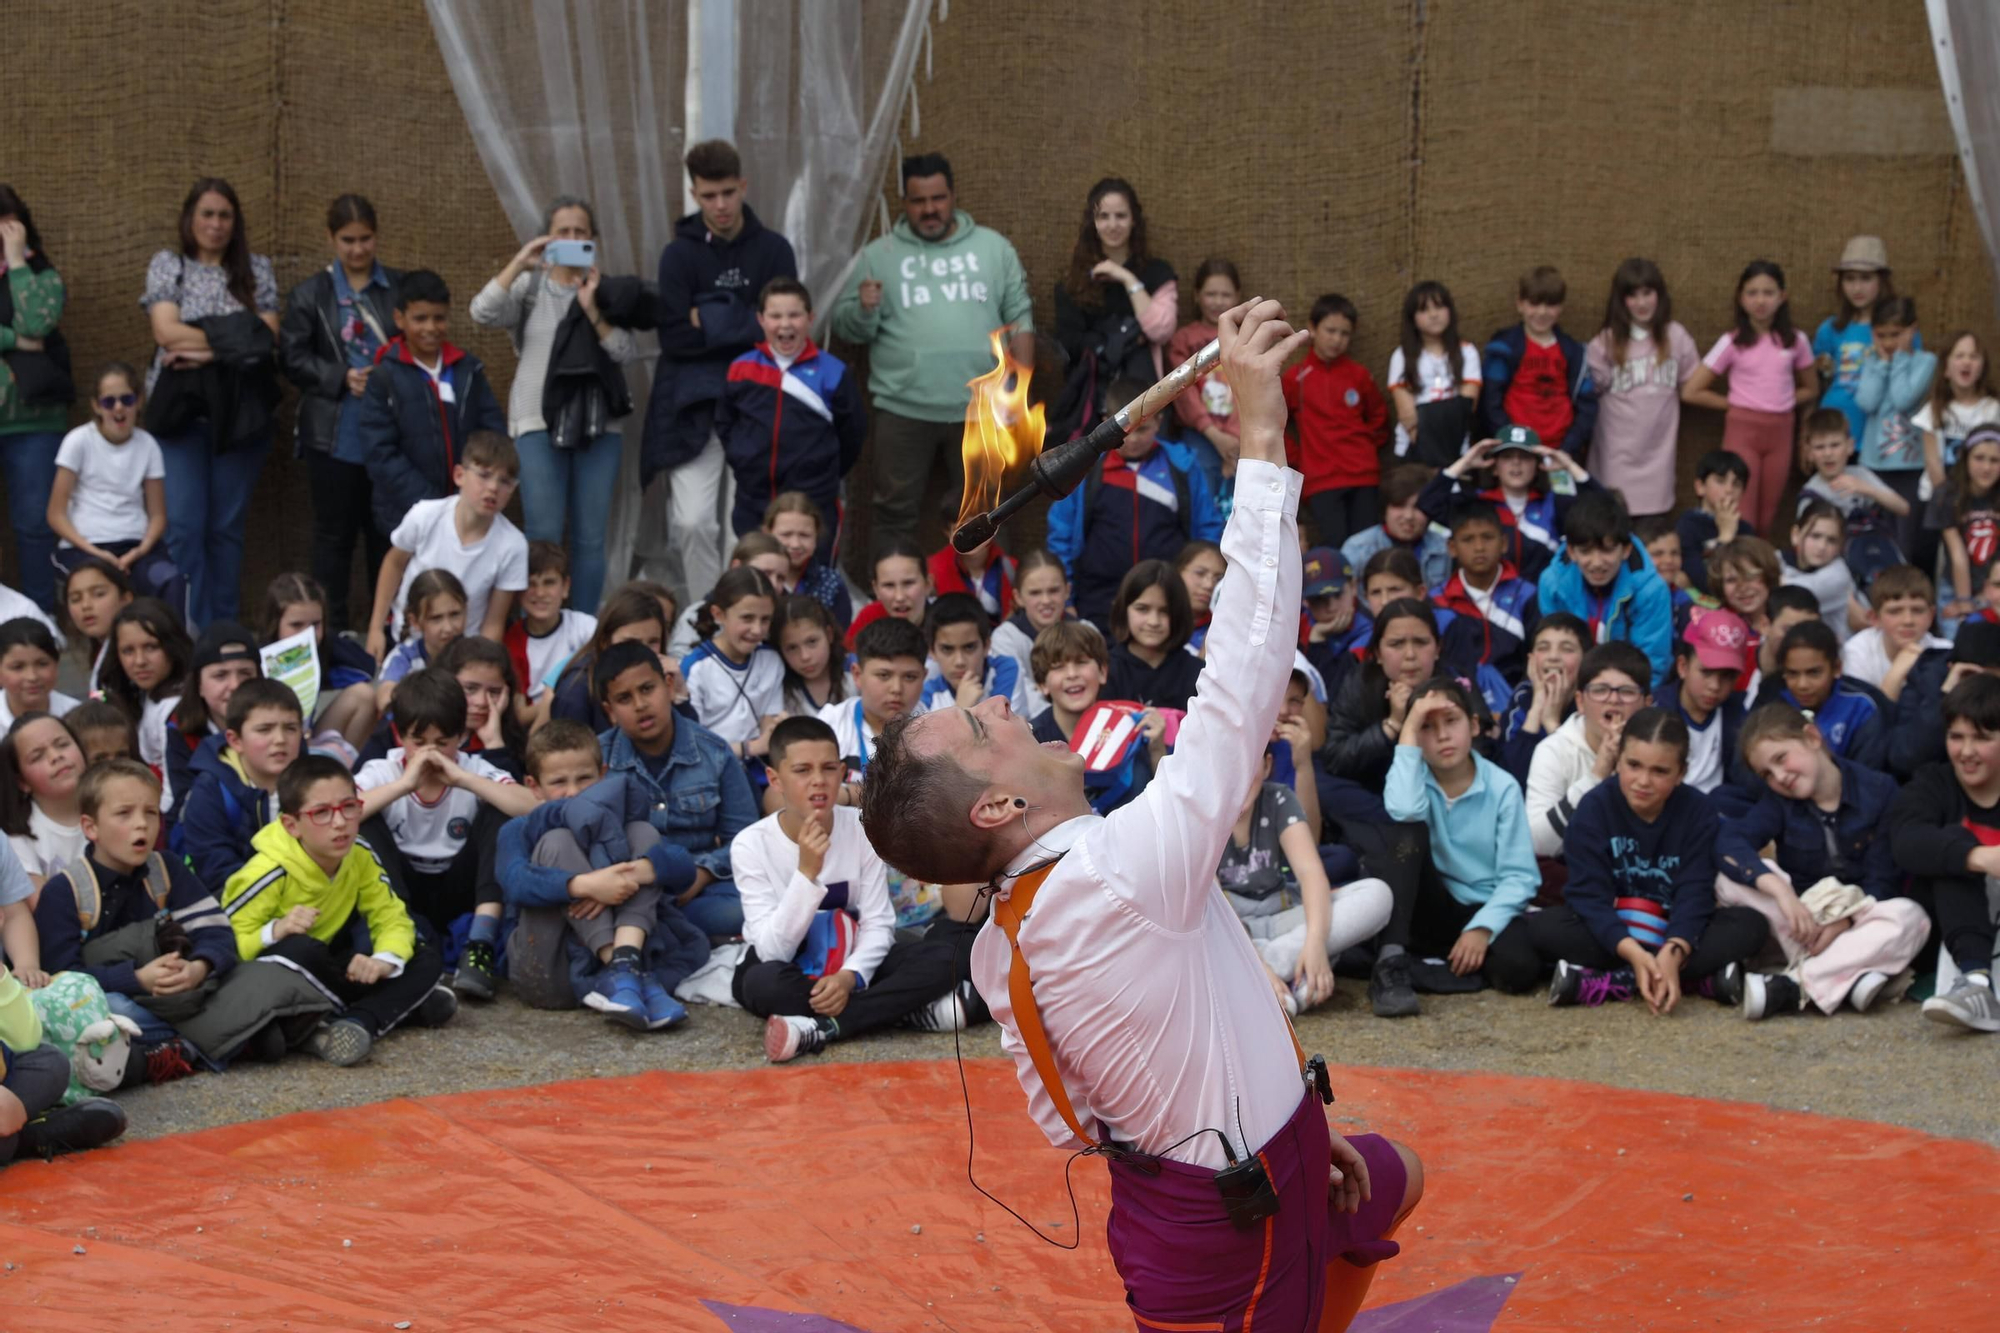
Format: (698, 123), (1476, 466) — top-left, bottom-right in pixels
(1561, 778), (1720, 956)
(641, 205), (799, 482)
(174, 734), (277, 893)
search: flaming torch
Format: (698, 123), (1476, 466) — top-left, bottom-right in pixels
(952, 335), (1221, 554)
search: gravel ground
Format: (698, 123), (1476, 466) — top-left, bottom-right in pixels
(118, 980), (2000, 1146)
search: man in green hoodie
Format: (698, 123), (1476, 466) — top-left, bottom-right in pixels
(832, 153), (1036, 555)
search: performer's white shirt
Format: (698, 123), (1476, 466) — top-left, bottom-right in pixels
(972, 458), (1307, 1170)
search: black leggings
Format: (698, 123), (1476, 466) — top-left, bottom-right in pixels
(1525, 905), (1769, 981)
(308, 450), (391, 630)
(264, 933), (446, 1037)
(732, 936), (957, 1037)
(1352, 815), (1542, 992)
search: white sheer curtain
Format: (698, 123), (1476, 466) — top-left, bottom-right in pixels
(425, 0), (933, 589)
(1931, 0), (2000, 317)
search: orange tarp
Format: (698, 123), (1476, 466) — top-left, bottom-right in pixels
(0, 1060), (1994, 1331)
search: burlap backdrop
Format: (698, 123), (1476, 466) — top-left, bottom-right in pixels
(6, 0), (1990, 614)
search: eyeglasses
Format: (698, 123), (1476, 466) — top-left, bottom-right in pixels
(97, 394), (138, 410)
(298, 797), (364, 827)
(1583, 683), (1644, 703)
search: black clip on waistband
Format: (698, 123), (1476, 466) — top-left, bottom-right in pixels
(1305, 1054), (1334, 1106)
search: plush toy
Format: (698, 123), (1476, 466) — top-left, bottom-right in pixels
(29, 972), (140, 1103)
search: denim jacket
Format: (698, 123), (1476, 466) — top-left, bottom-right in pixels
(598, 717), (757, 880)
(1715, 757), (1901, 899)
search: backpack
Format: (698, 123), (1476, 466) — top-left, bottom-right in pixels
(66, 853), (174, 935)
(1083, 454), (1192, 542)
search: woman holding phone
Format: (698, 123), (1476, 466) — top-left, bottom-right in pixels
(470, 194), (635, 612)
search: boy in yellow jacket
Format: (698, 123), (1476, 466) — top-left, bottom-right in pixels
(224, 755), (455, 1066)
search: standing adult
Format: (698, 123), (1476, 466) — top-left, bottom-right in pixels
(279, 194), (402, 630)
(141, 177), (280, 626)
(471, 194), (636, 614)
(1051, 176), (1178, 441)
(644, 141), (797, 607)
(831, 153), (1036, 559)
(0, 185), (71, 614)
(861, 300), (1422, 1329)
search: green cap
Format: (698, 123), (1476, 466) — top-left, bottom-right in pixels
(1494, 424), (1542, 454)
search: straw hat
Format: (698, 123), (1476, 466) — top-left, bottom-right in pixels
(1834, 236), (1889, 272)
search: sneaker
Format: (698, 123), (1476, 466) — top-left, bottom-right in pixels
(764, 1013), (829, 1063)
(583, 961), (648, 1031)
(638, 972), (688, 1031)
(452, 940), (498, 1001)
(1369, 953), (1420, 1018)
(1697, 962), (1745, 1007)
(243, 1021), (288, 1064)
(15, 1098), (127, 1160)
(901, 986), (974, 1033)
(141, 1038), (198, 1084)
(415, 984), (459, 1027)
(306, 1019), (374, 1067)
(1849, 969), (1909, 1013)
(1921, 974), (2000, 1032)
(1742, 972), (1800, 1021)
(1549, 961), (1636, 1008)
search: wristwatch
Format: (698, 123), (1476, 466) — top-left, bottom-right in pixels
(1127, 281), (1145, 294)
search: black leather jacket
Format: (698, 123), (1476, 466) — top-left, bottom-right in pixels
(278, 264), (402, 457)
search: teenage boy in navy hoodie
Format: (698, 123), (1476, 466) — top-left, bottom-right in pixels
(1045, 376), (1223, 623)
(359, 269), (506, 537)
(1430, 501), (1538, 682)
(1479, 265), (1596, 458)
(645, 139), (799, 605)
(716, 277), (865, 541)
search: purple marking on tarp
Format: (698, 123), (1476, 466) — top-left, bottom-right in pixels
(700, 1300), (876, 1333)
(1350, 1272), (1523, 1332)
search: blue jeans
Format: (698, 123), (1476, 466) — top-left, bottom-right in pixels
(0, 430), (61, 612)
(514, 429), (623, 613)
(157, 421), (272, 627)
(678, 877), (743, 939)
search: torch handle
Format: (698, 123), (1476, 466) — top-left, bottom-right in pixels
(1111, 338), (1219, 434)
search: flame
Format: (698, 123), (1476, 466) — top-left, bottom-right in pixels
(955, 327), (1044, 538)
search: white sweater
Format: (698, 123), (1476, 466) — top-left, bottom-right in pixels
(730, 808), (894, 983)
(1524, 712), (1603, 859)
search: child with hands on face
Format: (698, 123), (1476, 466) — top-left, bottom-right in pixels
(1673, 450), (1751, 596)
(1418, 427), (1593, 583)
(918, 593), (1032, 715)
(1525, 642), (1650, 858)
(1499, 612), (1586, 780)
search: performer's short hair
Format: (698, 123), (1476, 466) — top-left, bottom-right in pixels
(861, 717), (997, 886)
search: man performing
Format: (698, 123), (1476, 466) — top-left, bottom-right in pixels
(863, 300), (1422, 1331)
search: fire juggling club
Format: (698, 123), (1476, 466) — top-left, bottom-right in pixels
(951, 338), (1223, 554)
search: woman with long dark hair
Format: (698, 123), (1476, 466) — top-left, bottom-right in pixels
(0, 184), (70, 614)
(141, 177), (280, 625)
(1051, 177), (1177, 438)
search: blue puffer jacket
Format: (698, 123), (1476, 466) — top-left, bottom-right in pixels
(173, 735), (276, 894)
(1536, 536), (1674, 691)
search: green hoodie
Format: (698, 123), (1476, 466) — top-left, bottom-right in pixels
(223, 820), (417, 965)
(830, 209), (1034, 423)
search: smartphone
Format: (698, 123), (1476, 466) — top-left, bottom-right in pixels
(545, 239), (596, 268)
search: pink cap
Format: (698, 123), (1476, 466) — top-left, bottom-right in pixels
(1682, 608), (1750, 673)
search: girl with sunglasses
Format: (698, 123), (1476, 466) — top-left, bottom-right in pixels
(47, 363), (186, 615)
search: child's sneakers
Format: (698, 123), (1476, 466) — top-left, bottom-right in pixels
(136, 1038), (199, 1085)
(453, 941), (499, 1001)
(415, 984), (459, 1027)
(1547, 960), (1635, 1007)
(584, 961), (648, 1031)
(16, 1098), (127, 1161)
(1922, 972), (2000, 1032)
(899, 984), (974, 1033)
(307, 1018), (374, 1067)
(637, 973), (688, 1031)
(764, 1014), (831, 1063)
(1849, 968), (1911, 1012)
(1742, 972), (1801, 1021)
(1695, 962), (1744, 1007)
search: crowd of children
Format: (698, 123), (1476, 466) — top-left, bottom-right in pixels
(1, 142), (1996, 1171)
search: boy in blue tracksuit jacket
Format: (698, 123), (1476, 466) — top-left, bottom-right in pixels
(173, 680), (304, 894)
(1477, 310), (1597, 459)
(357, 270), (507, 536)
(1537, 492), (1674, 693)
(715, 279), (866, 541)
(1046, 400), (1223, 623)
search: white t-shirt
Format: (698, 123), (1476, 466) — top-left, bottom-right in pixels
(1912, 395), (2000, 484)
(0, 691), (78, 736)
(522, 610), (596, 700)
(729, 807), (894, 983)
(1386, 341), (1481, 455)
(354, 746), (514, 873)
(54, 424), (164, 546)
(1840, 627), (1952, 692)
(8, 804), (85, 883)
(389, 496), (529, 638)
(682, 642), (787, 744)
(1683, 706), (1724, 793)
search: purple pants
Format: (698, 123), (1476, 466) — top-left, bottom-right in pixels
(1105, 1089), (1405, 1331)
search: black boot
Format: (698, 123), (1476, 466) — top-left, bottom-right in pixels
(16, 1098), (128, 1160)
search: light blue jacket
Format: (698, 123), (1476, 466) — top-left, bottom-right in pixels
(1854, 346), (1939, 473)
(1340, 522), (1452, 591)
(1383, 746), (1539, 937)
(1536, 536), (1674, 692)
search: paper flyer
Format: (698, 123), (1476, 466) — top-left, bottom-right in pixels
(261, 627), (321, 721)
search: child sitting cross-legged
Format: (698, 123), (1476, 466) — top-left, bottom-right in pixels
(1029, 620), (1160, 816)
(224, 755), (455, 1065)
(733, 716), (962, 1062)
(175, 678), (303, 894)
(1721, 702), (1931, 1020)
(919, 592), (1032, 715)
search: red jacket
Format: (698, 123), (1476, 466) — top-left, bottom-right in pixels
(1282, 352), (1388, 495)
(927, 545), (1015, 622)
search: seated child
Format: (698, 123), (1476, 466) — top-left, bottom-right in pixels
(1525, 642), (1651, 858)
(1636, 516), (1718, 626)
(1030, 620), (1157, 816)
(0, 956), (127, 1164)
(732, 717), (962, 1062)
(98, 598), (189, 776)
(47, 362), (185, 612)
(1430, 500), (1539, 682)
(164, 621), (261, 817)
(1753, 585), (1821, 689)
(1799, 406), (1909, 586)
(774, 596), (846, 715)
(0, 619), (76, 735)
(991, 548), (1071, 711)
(436, 635), (529, 777)
(1377, 677), (1544, 1012)
(224, 755), (454, 1065)
(1530, 709), (1769, 1011)
(1654, 610), (1751, 795)
(919, 593), (1032, 714)
(504, 542), (597, 705)
(175, 679), (302, 892)
(374, 568), (467, 711)
(1500, 611), (1586, 781)
(842, 539), (933, 651)
(1782, 501), (1860, 641)
(763, 493), (851, 630)
(355, 669), (537, 995)
(1722, 702), (1931, 1019)
(1537, 489), (1672, 689)
(547, 585), (673, 734)
(1103, 560), (1205, 711)
(1933, 423), (2000, 618)
(929, 524), (1016, 624)
(820, 617), (926, 778)
(66, 699), (136, 768)
(683, 567), (786, 765)
(671, 531), (790, 659)
(498, 720), (699, 1030)
(1889, 673), (2000, 1032)
(1842, 564), (1951, 701)
(0, 713), (87, 890)
(1888, 619), (2000, 780)
(1224, 743), (1392, 1014)
(1772, 621), (1887, 769)
(1673, 449), (1754, 595)
(1417, 424), (1598, 583)
(1300, 548), (1366, 692)
(1341, 463), (1452, 591)
(1178, 539), (1228, 647)
(263, 572), (379, 749)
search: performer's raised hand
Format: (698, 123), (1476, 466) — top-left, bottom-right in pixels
(1215, 298), (1307, 468)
